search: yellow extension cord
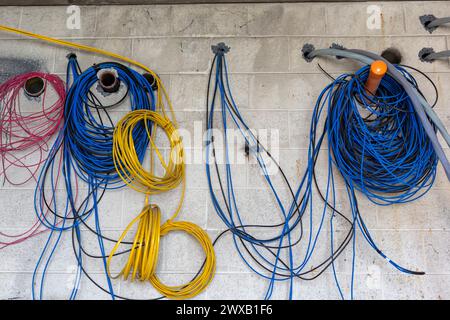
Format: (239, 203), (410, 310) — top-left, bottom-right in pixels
(0, 24), (216, 299)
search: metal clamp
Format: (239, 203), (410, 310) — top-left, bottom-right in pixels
(301, 43), (315, 62)
(418, 47), (436, 63)
(330, 43), (346, 59)
(211, 42), (230, 55)
(420, 14), (450, 33)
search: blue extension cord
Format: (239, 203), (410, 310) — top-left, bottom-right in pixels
(32, 55), (155, 300)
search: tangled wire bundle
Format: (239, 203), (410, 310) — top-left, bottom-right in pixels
(325, 65), (437, 204)
(0, 72), (65, 249)
(309, 63), (438, 299)
(32, 57), (155, 300)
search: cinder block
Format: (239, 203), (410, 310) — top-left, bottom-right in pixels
(302, 272), (383, 300)
(247, 3), (326, 36)
(0, 40), (54, 73)
(133, 38), (211, 74)
(348, 273), (383, 300)
(382, 274), (418, 299)
(0, 189), (40, 229)
(72, 273), (120, 300)
(0, 7), (21, 36)
(326, 3), (405, 36)
(210, 188), (290, 230)
(53, 38), (132, 73)
(404, 2), (450, 35)
(292, 272), (343, 300)
(415, 274), (450, 299)
(95, 5), (172, 37)
(288, 110), (314, 149)
(414, 189), (449, 229)
(177, 73), (248, 111)
(172, 4), (249, 36)
(0, 272), (32, 300)
(212, 37), (290, 73)
(21, 6), (96, 38)
(370, 230), (426, 274)
(170, 75), (208, 112)
(121, 272), (209, 300)
(247, 148), (304, 190)
(206, 273), (267, 299)
(332, 229), (426, 276)
(249, 73), (329, 110)
(118, 275), (163, 300)
(161, 229), (207, 273)
(208, 230), (252, 273)
(291, 35), (448, 73)
(89, 189), (123, 230)
(424, 230), (450, 273)
(239, 110), (289, 148)
(376, 201), (429, 230)
(122, 186), (207, 228)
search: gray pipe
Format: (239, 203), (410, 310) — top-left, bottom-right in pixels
(427, 16), (450, 29)
(305, 47), (450, 181)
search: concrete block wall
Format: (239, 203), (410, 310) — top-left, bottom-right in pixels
(0, 1), (449, 300)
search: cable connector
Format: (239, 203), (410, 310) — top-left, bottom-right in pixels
(420, 14), (438, 33)
(211, 42), (230, 56)
(301, 43), (315, 62)
(66, 52), (77, 60)
(418, 47), (435, 63)
(330, 43), (346, 59)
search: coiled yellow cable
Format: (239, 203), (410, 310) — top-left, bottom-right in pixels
(108, 204), (215, 300)
(109, 110), (215, 299)
(113, 109), (184, 196)
(0, 25), (216, 299)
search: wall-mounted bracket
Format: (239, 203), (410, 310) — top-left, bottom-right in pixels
(330, 43), (346, 59)
(211, 42), (230, 56)
(301, 43), (315, 62)
(418, 47), (436, 63)
(420, 14), (450, 33)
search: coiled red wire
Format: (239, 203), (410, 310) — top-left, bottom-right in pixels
(0, 72), (66, 248)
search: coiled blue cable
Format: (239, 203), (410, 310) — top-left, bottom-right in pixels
(316, 64), (436, 299)
(32, 56), (155, 300)
(206, 47), (437, 300)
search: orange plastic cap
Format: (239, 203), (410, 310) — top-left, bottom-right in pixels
(370, 60), (387, 78)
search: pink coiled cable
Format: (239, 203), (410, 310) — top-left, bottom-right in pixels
(0, 72), (66, 248)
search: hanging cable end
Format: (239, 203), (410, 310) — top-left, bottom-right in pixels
(330, 43), (346, 59)
(211, 42), (230, 56)
(418, 47), (435, 63)
(301, 43), (315, 62)
(420, 14), (438, 33)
